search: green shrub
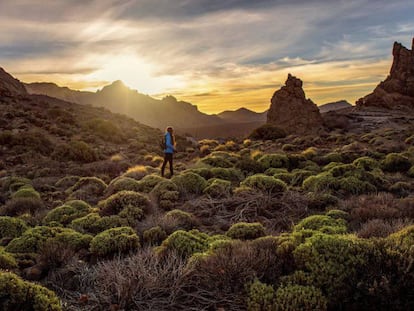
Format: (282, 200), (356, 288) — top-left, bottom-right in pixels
(106, 177), (142, 194)
(302, 173), (337, 192)
(210, 167), (244, 182)
(199, 155), (233, 168)
(293, 233), (373, 303)
(387, 225), (414, 250)
(163, 209), (197, 230)
(382, 153), (412, 172)
(137, 174), (164, 193)
(294, 215), (347, 234)
(247, 279), (276, 311)
(85, 118), (124, 143)
(44, 200), (90, 225)
(0, 216), (28, 239)
(12, 185), (40, 200)
(98, 190), (150, 216)
(353, 156), (380, 171)
(319, 152), (343, 165)
(6, 226), (92, 253)
(3, 177), (32, 192)
(306, 192), (339, 210)
(0, 271), (61, 310)
(241, 174), (287, 193)
(0, 247), (18, 269)
(158, 229), (209, 257)
(52, 140), (98, 163)
(203, 178), (232, 198)
(89, 226), (140, 257)
(258, 153), (289, 170)
(249, 124), (287, 140)
(70, 213), (126, 234)
(275, 284), (327, 311)
(55, 176), (80, 189)
(143, 226), (167, 245)
(151, 180), (180, 210)
(226, 222), (266, 240)
(408, 165), (414, 178)
(172, 172), (208, 195)
(235, 157), (264, 174)
(69, 177), (107, 195)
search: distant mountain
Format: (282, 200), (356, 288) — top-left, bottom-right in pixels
(216, 107), (267, 123)
(25, 81), (227, 132)
(318, 100), (352, 113)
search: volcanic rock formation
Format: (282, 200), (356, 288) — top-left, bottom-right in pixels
(0, 67), (27, 96)
(356, 38), (414, 110)
(267, 74), (323, 134)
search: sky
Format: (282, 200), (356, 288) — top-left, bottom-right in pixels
(0, 0), (413, 114)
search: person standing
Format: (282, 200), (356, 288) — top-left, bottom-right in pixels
(161, 126), (176, 178)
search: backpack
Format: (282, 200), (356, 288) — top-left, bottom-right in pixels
(159, 135), (166, 151)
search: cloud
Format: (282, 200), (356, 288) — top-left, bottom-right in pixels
(0, 0), (413, 113)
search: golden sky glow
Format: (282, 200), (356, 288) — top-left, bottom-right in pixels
(1, 0), (413, 114)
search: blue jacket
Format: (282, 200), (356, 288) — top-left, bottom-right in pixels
(164, 132), (175, 154)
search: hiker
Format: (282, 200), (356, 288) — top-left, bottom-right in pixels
(161, 126), (176, 178)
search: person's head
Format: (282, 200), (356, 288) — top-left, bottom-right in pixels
(166, 126), (174, 134)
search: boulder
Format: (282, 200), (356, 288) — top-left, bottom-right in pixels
(356, 38), (414, 110)
(267, 74), (323, 134)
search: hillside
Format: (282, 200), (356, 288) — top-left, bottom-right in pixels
(2, 39), (414, 311)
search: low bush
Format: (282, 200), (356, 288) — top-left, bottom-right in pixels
(353, 156), (380, 171)
(143, 226), (167, 246)
(172, 172), (208, 195)
(241, 174), (287, 193)
(98, 190), (150, 216)
(249, 124), (287, 140)
(89, 226), (140, 257)
(158, 229), (209, 257)
(163, 209), (198, 231)
(0, 197), (45, 217)
(274, 284), (327, 311)
(382, 153), (412, 172)
(235, 157), (264, 174)
(12, 185), (41, 200)
(203, 178), (232, 198)
(52, 140), (98, 163)
(210, 167), (244, 182)
(247, 279), (276, 311)
(0, 216), (28, 239)
(0, 271), (61, 310)
(105, 177), (142, 195)
(43, 200), (90, 225)
(151, 180), (180, 210)
(70, 213), (126, 234)
(306, 192), (339, 210)
(0, 247), (18, 269)
(199, 155), (233, 168)
(257, 153), (289, 170)
(137, 174), (164, 193)
(226, 222), (266, 240)
(6, 226), (92, 253)
(294, 214), (347, 234)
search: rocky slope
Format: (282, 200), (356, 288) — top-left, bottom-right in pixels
(0, 67), (27, 96)
(267, 74), (323, 134)
(319, 100), (352, 113)
(356, 38), (414, 110)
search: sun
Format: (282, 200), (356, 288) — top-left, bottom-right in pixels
(84, 53), (184, 94)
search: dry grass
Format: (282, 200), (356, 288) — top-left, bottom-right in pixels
(181, 191), (308, 233)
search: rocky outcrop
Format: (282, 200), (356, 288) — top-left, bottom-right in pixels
(356, 38), (414, 110)
(0, 67), (27, 96)
(267, 74), (323, 134)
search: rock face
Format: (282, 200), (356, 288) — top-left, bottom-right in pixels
(267, 74), (323, 134)
(356, 38), (414, 110)
(0, 67), (27, 96)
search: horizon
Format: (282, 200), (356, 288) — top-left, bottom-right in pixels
(1, 1), (413, 114)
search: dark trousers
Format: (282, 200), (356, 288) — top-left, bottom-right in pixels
(161, 153), (173, 177)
